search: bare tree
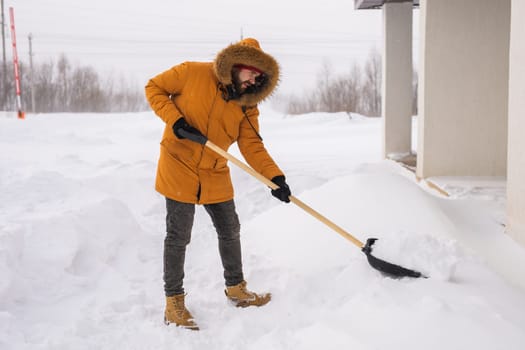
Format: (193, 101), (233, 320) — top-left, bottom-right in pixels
(56, 54), (71, 111)
(2, 54), (148, 113)
(69, 66), (104, 112)
(283, 48), (385, 117)
(0, 67), (15, 110)
(34, 60), (57, 112)
(317, 61), (338, 112)
(361, 47), (382, 116)
(332, 63), (361, 113)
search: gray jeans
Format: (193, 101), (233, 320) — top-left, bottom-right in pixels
(164, 197), (244, 296)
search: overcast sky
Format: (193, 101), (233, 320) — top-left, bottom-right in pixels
(3, 0), (418, 94)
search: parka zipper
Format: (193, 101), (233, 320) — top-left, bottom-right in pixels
(242, 106), (263, 141)
(196, 183), (201, 202)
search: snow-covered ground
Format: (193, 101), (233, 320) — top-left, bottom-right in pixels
(1, 106), (525, 349)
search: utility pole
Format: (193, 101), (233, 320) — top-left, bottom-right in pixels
(28, 33), (35, 113)
(1, 0), (7, 109)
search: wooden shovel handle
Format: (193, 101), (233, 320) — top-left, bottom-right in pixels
(204, 140), (365, 249)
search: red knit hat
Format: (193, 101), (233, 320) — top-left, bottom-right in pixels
(233, 64), (265, 75)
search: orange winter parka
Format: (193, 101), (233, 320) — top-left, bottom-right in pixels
(145, 38), (283, 204)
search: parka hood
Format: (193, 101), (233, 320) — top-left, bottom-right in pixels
(213, 38), (280, 106)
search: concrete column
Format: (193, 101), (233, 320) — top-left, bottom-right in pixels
(507, 0), (525, 246)
(417, 0), (510, 178)
(382, 1), (413, 159)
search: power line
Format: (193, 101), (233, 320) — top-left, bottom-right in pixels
(26, 31), (381, 43)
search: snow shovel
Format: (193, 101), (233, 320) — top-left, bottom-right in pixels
(179, 130), (425, 279)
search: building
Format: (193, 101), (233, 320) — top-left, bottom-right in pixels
(355, 0), (525, 247)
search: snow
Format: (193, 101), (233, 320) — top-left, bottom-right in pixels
(1, 106), (525, 349)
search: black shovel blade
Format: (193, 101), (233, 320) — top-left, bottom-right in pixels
(361, 238), (426, 279)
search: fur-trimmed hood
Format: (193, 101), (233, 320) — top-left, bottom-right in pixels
(213, 38), (280, 106)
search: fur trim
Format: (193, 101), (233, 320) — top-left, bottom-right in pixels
(213, 38), (280, 106)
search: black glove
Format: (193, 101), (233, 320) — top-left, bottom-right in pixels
(270, 175), (291, 203)
(172, 117), (206, 144)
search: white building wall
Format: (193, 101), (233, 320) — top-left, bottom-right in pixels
(417, 0), (510, 178)
(507, 0), (525, 246)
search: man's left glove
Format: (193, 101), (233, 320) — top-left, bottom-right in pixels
(172, 117), (207, 144)
(270, 175), (291, 203)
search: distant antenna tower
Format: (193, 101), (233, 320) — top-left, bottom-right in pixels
(240, 27), (243, 40)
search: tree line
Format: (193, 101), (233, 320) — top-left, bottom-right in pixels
(0, 54), (148, 113)
(278, 48), (418, 117)
(1, 50), (418, 116)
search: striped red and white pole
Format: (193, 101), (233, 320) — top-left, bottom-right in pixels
(9, 7), (24, 119)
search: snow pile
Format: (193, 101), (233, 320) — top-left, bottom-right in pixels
(370, 232), (462, 280)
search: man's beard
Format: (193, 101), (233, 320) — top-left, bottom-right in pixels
(231, 73), (268, 97)
(232, 76), (250, 94)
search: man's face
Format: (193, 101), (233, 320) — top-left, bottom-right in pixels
(235, 68), (262, 93)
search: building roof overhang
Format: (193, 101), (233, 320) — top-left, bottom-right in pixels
(355, 0), (420, 10)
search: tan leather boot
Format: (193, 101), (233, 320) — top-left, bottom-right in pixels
(164, 294), (199, 330)
(225, 281), (271, 307)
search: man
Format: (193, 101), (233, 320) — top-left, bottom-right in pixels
(145, 38), (292, 330)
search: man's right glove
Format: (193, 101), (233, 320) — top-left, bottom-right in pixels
(172, 117), (206, 144)
(270, 175), (291, 203)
